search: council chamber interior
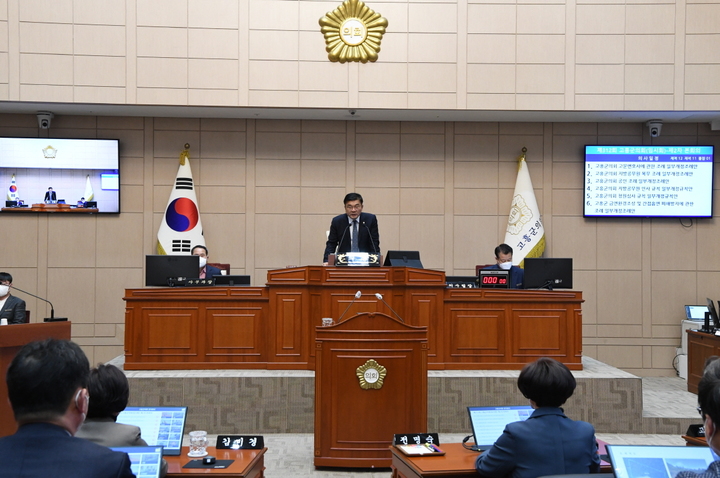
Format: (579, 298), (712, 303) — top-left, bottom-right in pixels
(1, 0), (720, 476)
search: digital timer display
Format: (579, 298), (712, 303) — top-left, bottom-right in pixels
(478, 270), (511, 289)
(481, 275), (507, 285)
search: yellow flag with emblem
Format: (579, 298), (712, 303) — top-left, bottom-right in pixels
(504, 149), (545, 267)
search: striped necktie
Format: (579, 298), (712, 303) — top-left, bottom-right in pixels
(351, 220), (359, 252)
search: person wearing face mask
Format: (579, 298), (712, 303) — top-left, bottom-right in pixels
(0, 339), (134, 478)
(678, 360), (720, 478)
(191, 245), (222, 279)
(76, 364), (168, 477)
(483, 244), (524, 289)
(0, 272), (27, 324)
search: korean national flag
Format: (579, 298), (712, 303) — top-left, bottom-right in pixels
(156, 148), (205, 255)
(7, 174), (18, 201)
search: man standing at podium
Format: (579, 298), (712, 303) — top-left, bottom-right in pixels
(0, 272), (26, 324)
(484, 244), (524, 289)
(323, 192), (380, 265)
(43, 187), (57, 203)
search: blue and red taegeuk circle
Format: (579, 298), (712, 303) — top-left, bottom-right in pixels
(9, 185), (17, 193)
(165, 198), (199, 232)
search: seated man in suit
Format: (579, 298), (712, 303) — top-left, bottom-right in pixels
(76, 364), (167, 476)
(323, 192), (380, 265)
(191, 245), (222, 279)
(0, 272), (27, 324)
(0, 339), (134, 478)
(484, 244), (524, 289)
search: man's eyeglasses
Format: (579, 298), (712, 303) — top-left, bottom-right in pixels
(345, 205), (362, 210)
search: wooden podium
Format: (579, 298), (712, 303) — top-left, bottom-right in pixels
(314, 312), (428, 468)
(0, 321), (72, 436)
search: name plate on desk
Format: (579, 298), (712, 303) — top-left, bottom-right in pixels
(335, 253), (381, 267)
(393, 433), (440, 446)
(216, 435), (264, 449)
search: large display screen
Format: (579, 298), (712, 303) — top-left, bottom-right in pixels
(0, 137), (120, 214)
(584, 145), (714, 218)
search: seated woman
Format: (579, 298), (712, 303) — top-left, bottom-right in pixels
(475, 357), (600, 478)
(76, 364), (167, 477)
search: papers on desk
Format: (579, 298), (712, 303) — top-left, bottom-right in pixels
(397, 444), (445, 456)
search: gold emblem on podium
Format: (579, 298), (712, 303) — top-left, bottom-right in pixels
(356, 359), (387, 389)
(319, 0), (388, 63)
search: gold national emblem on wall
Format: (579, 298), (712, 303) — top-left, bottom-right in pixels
(319, 0), (388, 63)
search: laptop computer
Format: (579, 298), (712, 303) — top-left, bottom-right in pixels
(686, 305), (709, 321)
(607, 444), (716, 478)
(467, 405), (533, 451)
(110, 446), (163, 478)
(116, 406), (188, 456)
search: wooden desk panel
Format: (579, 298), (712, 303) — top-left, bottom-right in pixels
(391, 441), (611, 478)
(124, 288), (269, 370)
(124, 268), (583, 371)
(687, 330), (720, 393)
(165, 446), (265, 477)
(443, 289), (583, 370)
(391, 443), (479, 478)
(0, 322), (72, 437)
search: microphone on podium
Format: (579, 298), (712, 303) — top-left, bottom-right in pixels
(337, 290), (362, 323)
(375, 293), (404, 323)
(10, 285), (68, 322)
(362, 221), (378, 254)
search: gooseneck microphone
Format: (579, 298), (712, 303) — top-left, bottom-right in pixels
(375, 293), (404, 323)
(10, 285), (67, 322)
(334, 222), (352, 259)
(337, 290), (362, 322)
(362, 221), (378, 255)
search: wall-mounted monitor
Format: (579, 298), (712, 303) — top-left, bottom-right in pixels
(584, 145), (714, 218)
(0, 137), (120, 214)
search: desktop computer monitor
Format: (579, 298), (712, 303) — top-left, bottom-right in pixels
(523, 258), (573, 289)
(145, 255), (199, 287)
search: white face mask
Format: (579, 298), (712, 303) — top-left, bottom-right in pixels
(0, 285), (9, 296)
(498, 262), (512, 270)
(197, 257), (207, 268)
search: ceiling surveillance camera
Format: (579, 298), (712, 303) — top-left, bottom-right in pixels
(646, 120), (662, 138)
(349, 109), (357, 116)
(37, 112), (54, 129)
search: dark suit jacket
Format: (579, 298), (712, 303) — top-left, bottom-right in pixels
(44, 191), (56, 202)
(323, 212), (380, 263)
(475, 407), (600, 478)
(204, 265), (222, 279)
(0, 422), (134, 478)
(0, 294), (26, 324)
(484, 264), (524, 289)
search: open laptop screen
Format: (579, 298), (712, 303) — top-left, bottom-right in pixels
(110, 446), (163, 478)
(116, 406), (187, 456)
(607, 445), (716, 478)
(468, 405), (533, 451)
(686, 305), (708, 321)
